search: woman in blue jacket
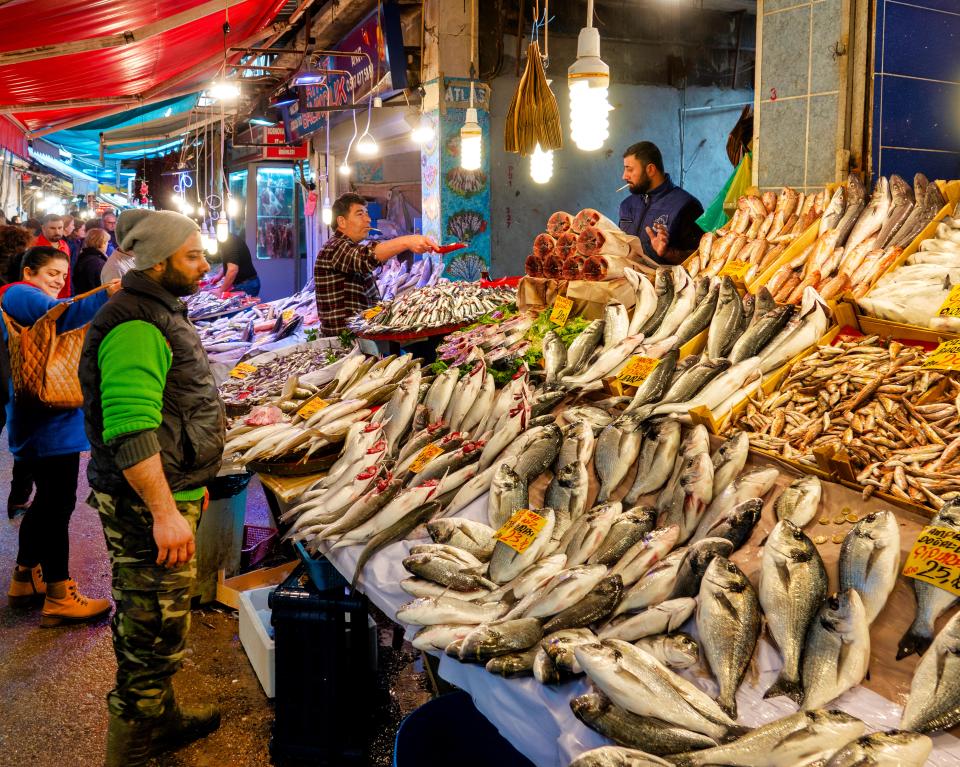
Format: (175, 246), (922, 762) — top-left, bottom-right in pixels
(4, 245), (119, 626)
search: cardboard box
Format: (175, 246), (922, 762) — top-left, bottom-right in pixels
(216, 560), (298, 610)
(239, 585), (276, 698)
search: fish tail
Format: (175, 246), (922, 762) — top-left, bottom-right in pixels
(764, 671), (804, 703)
(665, 755), (697, 767)
(721, 724), (752, 742)
(896, 624), (933, 660)
(718, 693), (738, 720)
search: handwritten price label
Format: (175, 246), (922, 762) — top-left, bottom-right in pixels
(617, 356), (661, 387)
(495, 509), (547, 554)
(363, 305), (385, 320)
(229, 362), (258, 380)
(923, 339), (960, 371)
(936, 285), (960, 319)
(902, 525), (960, 596)
(409, 443), (445, 474)
(719, 260), (751, 281)
(282, 309), (296, 322)
(297, 398), (329, 419)
(549, 295), (574, 327)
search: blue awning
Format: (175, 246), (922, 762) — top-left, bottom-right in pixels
(29, 147), (99, 195)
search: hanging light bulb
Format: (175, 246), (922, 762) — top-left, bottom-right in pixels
(338, 162), (352, 177)
(197, 204), (205, 219)
(321, 196), (333, 226)
(181, 202), (194, 216)
(202, 223), (218, 255)
(406, 108), (435, 145)
(216, 212), (229, 242)
(568, 7), (612, 152)
(356, 133), (379, 156)
(530, 144), (554, 184)
(209, 81), (240, 101)
(460, 107), (482, 171)
(226, 196), (238, 217)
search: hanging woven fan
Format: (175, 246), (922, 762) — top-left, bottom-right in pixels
(505, 39), (562, 156)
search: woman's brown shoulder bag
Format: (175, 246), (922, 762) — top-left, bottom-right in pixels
(3, 283), (110, 409)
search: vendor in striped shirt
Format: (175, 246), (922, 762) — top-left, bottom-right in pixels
(314, 193), (437, 336)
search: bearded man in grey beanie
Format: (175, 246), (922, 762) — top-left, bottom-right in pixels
(78, 209), (226, 766)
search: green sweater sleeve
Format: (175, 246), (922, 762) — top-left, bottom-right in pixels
(99, 320), (171, 444)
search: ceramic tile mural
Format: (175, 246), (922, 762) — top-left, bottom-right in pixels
(872, 0), (960, 180)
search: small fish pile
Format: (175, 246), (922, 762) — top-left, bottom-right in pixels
(435, 310), (533, 368)
(374, 255), (441, 301)
(859, 201), (960, 331)
(688, 186), (825, 280)
(526, 209), (642, 281)
(186, 290), (260, 320)
(347, 282), (516, 335)
(726, 333), (960, 510)
(218, 345), (349, 411)
(760, 173), (945, 303)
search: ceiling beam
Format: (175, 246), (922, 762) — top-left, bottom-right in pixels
(0, 0), (252, 67)
(101, 112), (235, 146)
(0, 96), (139, 114)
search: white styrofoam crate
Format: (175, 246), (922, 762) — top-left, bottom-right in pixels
(238, 585), (275, 698)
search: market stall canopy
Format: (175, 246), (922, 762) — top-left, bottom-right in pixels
(0, 0), (291, 137)
(28, 147), (99, 195)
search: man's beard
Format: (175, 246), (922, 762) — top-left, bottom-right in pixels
(159, 266), (199, 296)
(47, 234), (61, 242)
(629, 173), (651, 195)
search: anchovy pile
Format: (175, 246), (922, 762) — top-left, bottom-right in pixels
(219, 345), (349, 410)
(759, 173), (945, 303)
(860, 201), (960, 330)
(348, 281), (516, 335)
(689, 186), (826, 281)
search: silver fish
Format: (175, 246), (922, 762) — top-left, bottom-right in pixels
(614, 548), (686, 616)
(597, 414), (645, 503)
(706, 277), (744, 359)
(478, 553), (567, 604)
(559, 419), (596, 470)
(542, 628), (596, 673)
(774, 475), (822, 529)
(695, 466), (779, 541)
(647, 268), (695, 343)
(401, 552), (496, 592)
(633, 633), (699, 670)
(693, 499), (762, 551)
(638, 268), (675, 337)
(625, 349), (678, 413)
(562, 504), (622, 567)
(760, 520), (828, 703)
(458, 617), (543, 661)
(710, 432), (750, 497)
(901, 609), (960, 732)
(396, 595), (506, 626)
(753, 286), (776, 319)
(875, 173), (915, 248)
(604, 301), (631, 349)
(625, 268), (659, 337)
(728, 304), (795, 363)
(513, 423), (563, 479)
(545, 461), (590, 529)
(568, 746), (672, 767)
(669, 537), (734, 599)
(834, 173), (866, 247)
(517, 564), (609, 619)
(533, 645), (561, 683)
(642, 359), (731, 419)
(541, 574), (624, 633)
(543, 330), (568, 385)
(825, 731), (932, 767)
(485, 646), (539, 677)
(561, 319), (606, 378)
(488, 464), (528, 530)
(424, 365), (460, 425)
(801, 589), (870, 710)
(488, 508), (557, 584)
(697, 557), (760, 719)
(589, 507), (659, 566)
(847, 176), (891, 252)
(661, 452), (714, 544)
(411, 623), (474, 652)
(839, 510), (900, 625)
(400, 578), (489, 601)
(673, 283), (719, 348)
(625, 419), (682, 503)
(610, 525), (681, 587)
(819, 185), (846, 235)
(427, 518), (496, 561)
(599, 597), (697, 642)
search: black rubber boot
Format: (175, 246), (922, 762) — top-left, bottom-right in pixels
(153, 689), (221, 752)
(104, 715), (153, 767)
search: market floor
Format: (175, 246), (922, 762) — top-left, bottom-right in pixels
(0, 451), (431, 767)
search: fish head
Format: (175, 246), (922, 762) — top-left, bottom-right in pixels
(666, 633), (700, 667)
(557, 462), (586, 489)
(624, 506), (658, 529)
(654, 268), (672, 295)
(703, 555), (749, 593)
(851, 510), (897, 544)
(818, 589), (865, 637)
(935, 498), (960, 528)
(570, 692), (609, 719)
(682, 424), (711, 455)
(425, 520), (453, 543)
(718, 276), (738, 303)
(595, 574), (624, 598)
(689, 538), (736, 576)
(681, 453), (714, 495)
(769, 519), (818, 562)
(862, 731), (933, 759)
(729, 498), (764, 526)
(804, 709), (866, 743)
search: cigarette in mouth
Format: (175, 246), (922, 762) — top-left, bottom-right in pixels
(616, 183), (629, 192)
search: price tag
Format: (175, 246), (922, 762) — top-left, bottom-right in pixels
(228, 362), (258, 380)
(409, 443), (445, 474)
(936, 285), (960, 319)
(902, 525), (960, 596)
(617, 356), (661, 387)
(296, 398), (329, 418)
(282, 309), (296, 322)
(719, 260), (751, 281)
(495, 509), (547, 554)
(923, 339), (960, 371)
(549, 295), (574, 327)
(363, 305), (385, 320)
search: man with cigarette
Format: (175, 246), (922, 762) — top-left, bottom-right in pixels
(618, 141), (704, 265)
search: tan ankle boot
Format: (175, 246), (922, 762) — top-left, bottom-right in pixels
(40, 579), (111, 627)
(8, 565), (45, 607)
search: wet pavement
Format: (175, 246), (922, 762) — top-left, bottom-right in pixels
(0, 452), (431, 767)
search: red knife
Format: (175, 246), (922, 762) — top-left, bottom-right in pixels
(433, 242), (467, 254)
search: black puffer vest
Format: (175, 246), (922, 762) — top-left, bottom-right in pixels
(79, 270), (225, 497)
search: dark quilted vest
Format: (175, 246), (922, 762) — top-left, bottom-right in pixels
(79, 269), (225, 497)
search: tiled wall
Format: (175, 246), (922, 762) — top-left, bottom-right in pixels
(756, 0), (845, 192)
(872, 0), (960, 181)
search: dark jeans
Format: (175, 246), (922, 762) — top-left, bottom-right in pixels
(233, 276), (261, 297)
(16, 452), (80, 582)
(9, 458), (33, 508)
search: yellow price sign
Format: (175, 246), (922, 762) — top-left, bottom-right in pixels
(409, 443), (445, 474)
(229, 362), (258, 380)
(936, 285), (960, 319)
(549, 295), (574, 327)
(282, 308), (296, 322)
(923, 339), (960, 371)
(363, 305), (385, 320)
(617, 356), (661, 388)
(902, 525), (960, 596)
(296, 398), (329, 418)
(495, 509), (547, 554)
(719, 260), (751, 281)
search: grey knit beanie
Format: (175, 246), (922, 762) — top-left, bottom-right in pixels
(117, 209), (200, 271)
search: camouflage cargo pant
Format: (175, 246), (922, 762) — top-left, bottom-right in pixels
(90, 490), (201, 720)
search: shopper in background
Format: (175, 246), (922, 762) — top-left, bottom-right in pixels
(3, 246), (118, 624)
(78, 209), (225, 766)
(35, 214), (72, 296)
(65, 214), (85, 267)
(314, 193), (437, 335)
(100, 245), (137, 284)
(100, 210), (118, 255)
(618, 141), (704, 265)
(0, 224), (32, 288)
(73, 227), (110, 294)
(215, 231), (260, 297)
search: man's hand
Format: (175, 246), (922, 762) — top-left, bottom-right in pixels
(645, 223), (669, 258)
(105, 279), (122, 296)
(153, 509), (196, 568)
(404, 235), (439, 254)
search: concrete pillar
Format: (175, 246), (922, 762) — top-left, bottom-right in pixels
(419, 0), (492, 280)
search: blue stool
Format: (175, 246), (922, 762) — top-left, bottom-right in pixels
(394, 691), (536, 767)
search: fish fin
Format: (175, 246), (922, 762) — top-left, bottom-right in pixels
(718, 694), (738, 720)
(763, 672), (804, 703)
(721, 723), (752, 742)
(896, 624), (933, 660)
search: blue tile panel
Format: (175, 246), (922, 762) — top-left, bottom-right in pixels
(873, 0), (960, 180)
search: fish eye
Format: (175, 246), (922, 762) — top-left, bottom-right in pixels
(828, 595), (840, 609)
(865, 513), (876, 522)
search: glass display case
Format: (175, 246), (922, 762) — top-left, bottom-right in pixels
(228, 170), (247, 237)
(255, 166), (302, 260)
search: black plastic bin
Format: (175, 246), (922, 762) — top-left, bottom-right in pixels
(268, 556), (378, 764)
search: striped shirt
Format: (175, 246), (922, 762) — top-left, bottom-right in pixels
(313, 231), (380, 336)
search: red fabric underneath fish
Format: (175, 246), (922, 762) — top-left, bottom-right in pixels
(533, 232), (557, 259)
(572, 208), (602, 233)
(556, 231), (578, 259)
(543, 254), (565, 279)
(576, 225), (607, 257)
(547, 211), (573, 238)
(525, 254), (543, 277)
(562, 256), (585, 280)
